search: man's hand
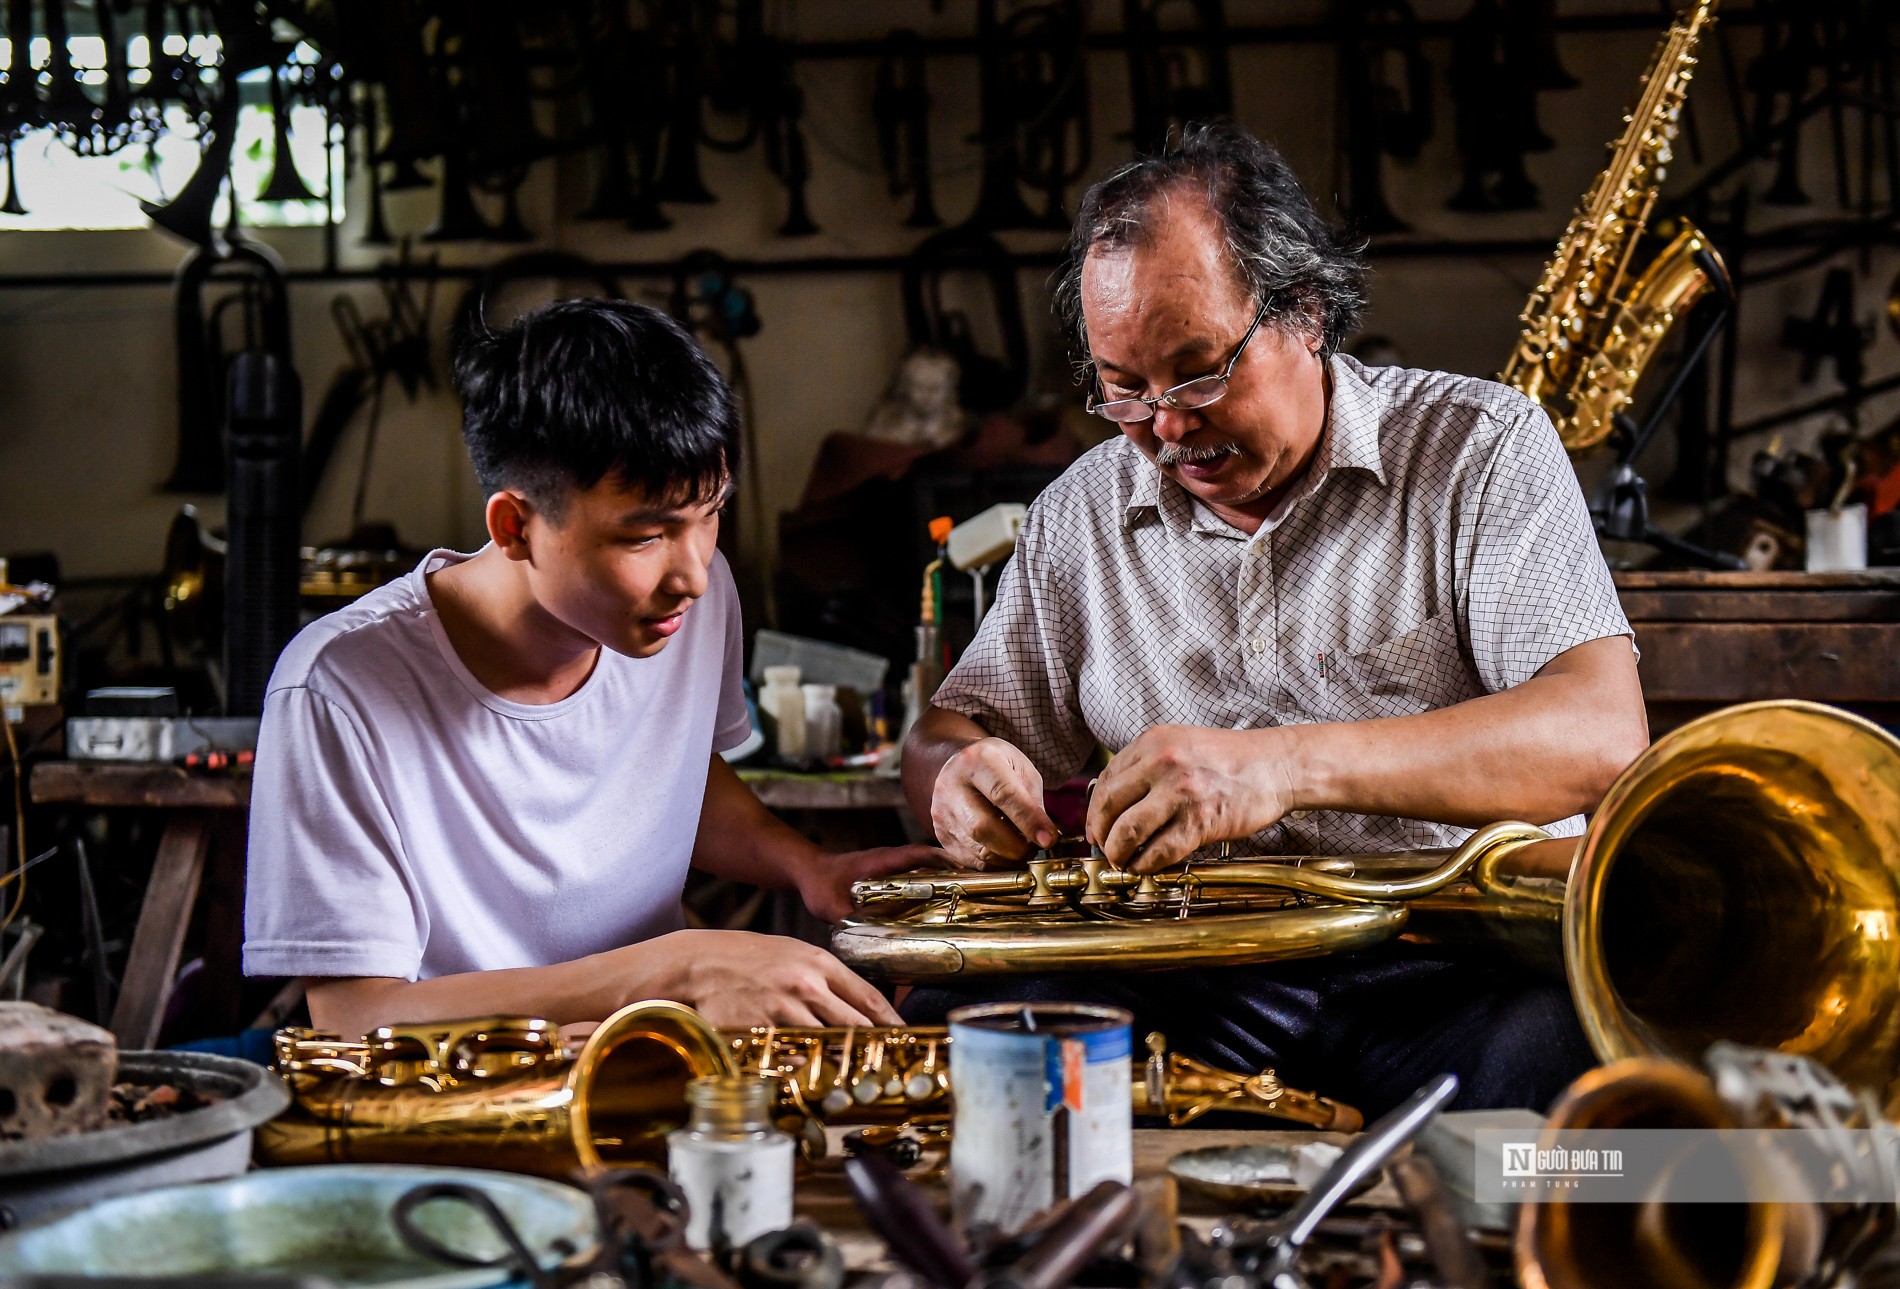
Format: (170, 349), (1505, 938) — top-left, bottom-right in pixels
(797, 843), (948, 923)
(662, 929), (903, 1026)
(1086, 725), (1295, 873)
(930, 737), (1060, 869)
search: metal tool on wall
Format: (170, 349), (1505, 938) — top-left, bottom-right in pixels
(963, 0), (1087, 231)
(580, 1), (673, 231)
(1334, 0), (1433, 235)
(1445, 0), (1545, 211)
(655, 0), (718, 205)
(1122, 0), (1233, 158)
(1779, 266), (1873, 418)
(223, 346), (303, 717)
(875, 30), (942, 229)
(1749, 3), (1826, 208)
(166, 240), (292, 493)
(757, 46), (819, 236)
(301, 252), (439, 524)
(1007, 1), (1091, 228)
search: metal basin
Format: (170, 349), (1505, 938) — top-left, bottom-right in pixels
(0, 1164), (600, 1289)
(0, 1048), (291, 1226)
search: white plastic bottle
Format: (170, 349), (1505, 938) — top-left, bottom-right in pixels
(667, 1076), (795, 1251)
(759, 665), (807, 762)
(802, 683), (842, 763)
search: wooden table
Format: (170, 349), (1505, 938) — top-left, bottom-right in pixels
(27, 764), (917, 1049)
(738, 767), (927, 850)
(29, 762), (251, 1049)
(1615, 569), (1900, 733)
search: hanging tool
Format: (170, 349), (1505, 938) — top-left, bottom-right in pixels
(1122, 0), (1233, 157)
(875, 30), (942, 228)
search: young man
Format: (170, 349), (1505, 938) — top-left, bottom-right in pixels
(244, 299), (934, 1037)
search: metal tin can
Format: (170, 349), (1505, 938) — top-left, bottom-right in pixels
(947, 1002), (1133, 1231)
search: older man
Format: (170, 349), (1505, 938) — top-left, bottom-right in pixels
(899, 121), (1649, 1114)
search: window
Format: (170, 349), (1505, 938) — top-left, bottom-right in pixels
(0, 34), (342, 232)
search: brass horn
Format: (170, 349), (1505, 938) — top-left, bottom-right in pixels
(1518, 1057), (1823, 1289)
(838, 702), (1900, 1103)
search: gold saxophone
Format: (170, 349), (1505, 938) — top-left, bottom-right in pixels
(256, 1002), (1360, 1178)
(835, 701), (1900, 1112)
(1500, 0), (1728, 454)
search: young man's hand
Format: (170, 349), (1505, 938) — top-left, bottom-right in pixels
(662, 929), (902, 1026)
(797, 843), (947, 923)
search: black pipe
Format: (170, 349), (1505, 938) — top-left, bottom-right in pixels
(223, 351), (303, 716)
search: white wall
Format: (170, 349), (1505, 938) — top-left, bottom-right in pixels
(1, 0), (1894, 579)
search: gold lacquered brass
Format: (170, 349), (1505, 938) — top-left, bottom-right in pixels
(1556, 701), (1900, 1105)
(724, 1024), (1362, 1132)
(1517, 1058), (1819, 1289)
(1500, 0), (1726, 454)
(839, 822), (1546, 977)
(838, 702), (1900, 1104)
(257, 999), (737, 1177)
(262, 1007), (1362, 1176)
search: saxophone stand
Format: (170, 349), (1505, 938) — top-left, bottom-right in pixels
(1592, 247), (1746, 571)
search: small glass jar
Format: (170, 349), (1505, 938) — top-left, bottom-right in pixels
(760, 666), (807, 762)
(667, 1075), (795, 1251)
(802, 683), (842, 762)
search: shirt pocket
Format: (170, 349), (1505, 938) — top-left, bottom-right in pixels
(1324, 612), (1476, 721)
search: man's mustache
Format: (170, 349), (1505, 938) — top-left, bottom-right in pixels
(1155, 439), (1243, 467)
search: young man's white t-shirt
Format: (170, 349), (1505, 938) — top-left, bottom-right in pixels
(242, 547), (752, 982)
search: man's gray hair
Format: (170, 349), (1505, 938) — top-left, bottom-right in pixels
(1053, 120), (1368, 361)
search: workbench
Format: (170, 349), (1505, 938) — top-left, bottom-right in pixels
(796, 1126), (1407, 1272)
(1615, 569), (1900, 733)
(29, 762), (248, 1050)
(26, 763), (921, 1049)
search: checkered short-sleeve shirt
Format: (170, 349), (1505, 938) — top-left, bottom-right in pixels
(930, 354), (1634, 855)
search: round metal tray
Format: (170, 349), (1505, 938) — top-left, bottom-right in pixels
(0, 1049), (289, 1178)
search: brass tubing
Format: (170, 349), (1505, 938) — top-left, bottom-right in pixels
(1517, 1058), (1821, 1289)
(852, 821), (1548, 907)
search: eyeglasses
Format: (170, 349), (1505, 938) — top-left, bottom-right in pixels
(1085, 301), (1270, 424)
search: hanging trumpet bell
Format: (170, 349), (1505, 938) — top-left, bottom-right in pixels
(257, 66), (319, 204)
(836, 702), (1900, 1107)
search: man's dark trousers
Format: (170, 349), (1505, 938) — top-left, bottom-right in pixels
(900, 944), (1595, 1118)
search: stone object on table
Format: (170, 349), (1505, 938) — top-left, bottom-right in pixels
(0, 1002), (115, 1142)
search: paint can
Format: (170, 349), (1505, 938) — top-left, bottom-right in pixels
(946, 1002), (1133, 1231)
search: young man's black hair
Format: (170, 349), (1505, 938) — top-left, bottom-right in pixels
(453, 299), (741, 518)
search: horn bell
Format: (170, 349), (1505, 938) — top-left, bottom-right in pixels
(1566, 700), (1900, 1109)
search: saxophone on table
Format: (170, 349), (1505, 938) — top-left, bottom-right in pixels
(254, 1000), (1361, 1179)
(1500, 0), (1729, 455)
